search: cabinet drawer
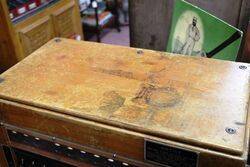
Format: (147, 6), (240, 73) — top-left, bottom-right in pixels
(19, 16), (54, 56)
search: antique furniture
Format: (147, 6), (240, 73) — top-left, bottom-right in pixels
(81, 0), (120, 42)
(0, 0), (83, 73)
(0, 38), (249, 166)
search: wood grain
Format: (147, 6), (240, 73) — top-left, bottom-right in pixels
(0, 38), (249, 157)
(19, 16), (55, 56)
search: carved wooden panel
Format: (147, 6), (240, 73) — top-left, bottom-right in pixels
(19, 16), (54, 57)
(52, 2), (78, 38)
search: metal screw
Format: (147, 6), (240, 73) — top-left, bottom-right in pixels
(239, 65), (247, 70)
(225, 127), (236, 134)
(137, 49), (143, 55)
(55, 38), (61, 43)
(0, 122), (3, 126)
(52, 137), (56, 141)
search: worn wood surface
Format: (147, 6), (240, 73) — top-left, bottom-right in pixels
(0, 38), (249, 157)
(129, 0), (250, 59)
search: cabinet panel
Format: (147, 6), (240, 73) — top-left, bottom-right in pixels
(52, 2), (79, 38)
(19, 16), (54, 56)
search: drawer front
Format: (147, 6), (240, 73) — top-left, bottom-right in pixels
(6, 128), (137, 167)
(19, 16), (54, 56)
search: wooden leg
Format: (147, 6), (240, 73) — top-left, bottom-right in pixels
(0, 145), (8, 167)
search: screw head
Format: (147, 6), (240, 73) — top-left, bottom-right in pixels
(52, 137), (56, 141)
(55, 38), (61, 43)
(225, 127), (236, 134)
(0, 122), (3, 126)
(239, 65), (247, 70)
(136, 49), (143, 55)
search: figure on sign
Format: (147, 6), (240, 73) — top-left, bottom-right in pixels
(181, 17), (200, 55)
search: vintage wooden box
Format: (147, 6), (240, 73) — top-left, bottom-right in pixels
(0, 38), (249, 167)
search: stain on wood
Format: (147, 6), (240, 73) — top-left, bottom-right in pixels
(132, 83), (181, 109)
(99, 91), (125, 112)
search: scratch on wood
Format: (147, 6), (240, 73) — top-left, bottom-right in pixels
(56, 55), (67, 60)
(93, 68), (134, 80)
(235, 122), (246, 126)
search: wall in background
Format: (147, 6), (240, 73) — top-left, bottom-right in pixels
(129, 0), (250, 62)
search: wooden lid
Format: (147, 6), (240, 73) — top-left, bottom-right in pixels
(0, 39), (249, 155)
